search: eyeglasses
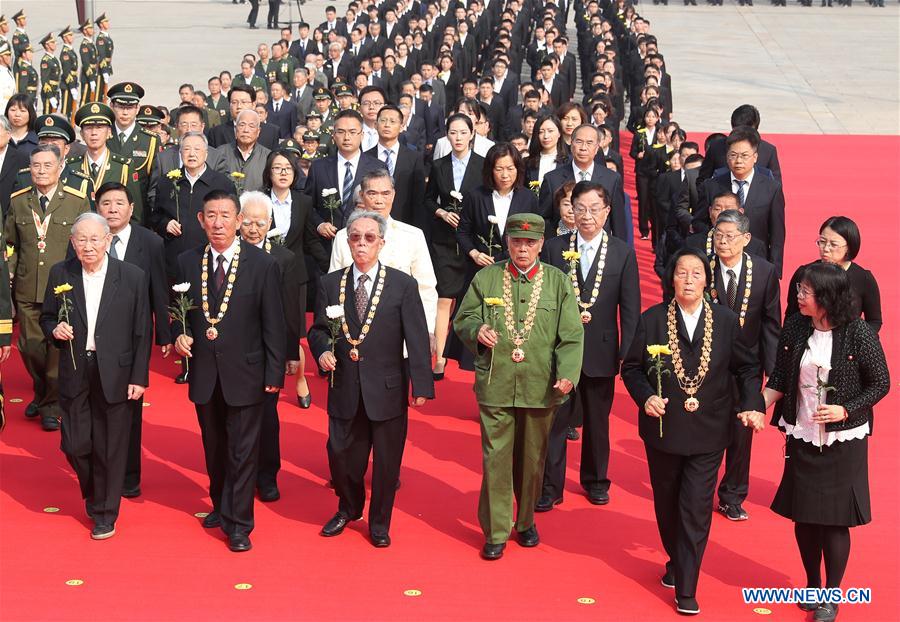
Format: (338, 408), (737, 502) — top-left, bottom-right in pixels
(270, 166), (293, 174)
(241, 220), (269, 228)
(348, 232), (383, 244)
(726, 151), (754, 162)
(572, 206), (607, 216)
(333, 129), (362, 137)
(816, 238), (846, 251)
(712, 232), (745, 244)
(796, 283), (814, 299)
(361, 100), (385, 108)
(377, 117), (401, 125)
(72, 236), (108, 248)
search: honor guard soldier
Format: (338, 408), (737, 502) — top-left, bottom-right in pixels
(39, 33), (61, 114)
(77, 20), (98, 106)
(13, 115), (95, 205)
(71, 102), (141, 217)
(312, 87), (336, 132)
(10, 10), (28, 60)
(0, 42), (14, 111)
(58, 27), (79, 121)
(0, 16), (8, 49)
(94, 14), (113, 99)
(136, 104), (165, 143)
(6, 143), (91, 430)
(14, 43), (37, 99)
(107, 82), (160, 226)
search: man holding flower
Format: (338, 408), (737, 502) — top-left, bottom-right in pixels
(39, 212), (152, 540)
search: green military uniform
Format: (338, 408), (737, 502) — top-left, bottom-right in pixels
(454, 214), (583, 548)
(77, 23), (98, 105)
(39, 34), (61, 114)
(0, 228), (11, 430)
(58, 28), (79, 121)
(94, 14), (113, 98)
(233, 72), (267, 93)
(106, 83), (159, 226)
(206, 93), (230, 123)
(11, 28), (28, 61)
(14, 55), (37, 98)
(270, 55), (298, 90)
(6, 181), (90, 423)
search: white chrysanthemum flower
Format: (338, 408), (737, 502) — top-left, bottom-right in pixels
(325, 304), (345, 320)
(172, 282), (191, 293)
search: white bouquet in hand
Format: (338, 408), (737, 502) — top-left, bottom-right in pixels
(322, 188), (341, 224)
(325, 304), (345, 387)
(803, 357), (834, 452)
(478, 215), (501, 257)
(169, 283), (196, 372)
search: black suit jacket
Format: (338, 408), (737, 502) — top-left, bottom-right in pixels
(208, 120), (280, 151)
(150, 167), (236, 276)
(288, 38), (319, 62)
(308, 265), (434, 421)
(123, 225), (172, 346)
(174, 242), (286, 406)
(425, 153), (484, 245)
(539, 162), (627, 242)
(621, 302), (765, 455)
(710, 253), (781, 376)
(302, 153), (388, 230)
(558, 53), (578, 98)
(266, 243), (302, 361)
(456, 186), (540, 259)
(41, 258), (152, 405)
(400, 115), (427, 153)
(542, 232), (641, 377)
(693, 172), (786, 277)
(421, 100), (445, 147)
(277, 189), (330, 283)
(266, 100), (299, 139)
(0, 146), (29, 218)
(365, 145), (426, 229)
(699, 137), (782, 183)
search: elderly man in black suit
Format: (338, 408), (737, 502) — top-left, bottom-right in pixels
(94, 182), (172, 499)
(538, 182), (641, 510)
(539, 124), (627, 242)
(692, 127), (786, 277)
(303, 110), (387, 242)
(309, 210), (434, 548)
(708, 210), (781, 522)
(173, 190), (286, 553)
(40, 212), (152, 540)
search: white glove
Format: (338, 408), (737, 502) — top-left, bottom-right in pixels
(49, 97), (58, 110)
(70, 87), (79, 101)
(102, 73), (110, 83)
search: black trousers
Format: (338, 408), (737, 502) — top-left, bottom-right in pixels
(195, 381), (264, 537)
(123, 400), (143, 491)
(327, 400), (407, 536)
(645, 444), (724, 599)
(636, 172), (654, 239)
(61, 353), (131, 526)
(267, 0), (280, 26)
(257, 391), (281, 488)
(717, 412), (753, 506)
(247, 0), (260, 25)
(542, 375), (615, 499)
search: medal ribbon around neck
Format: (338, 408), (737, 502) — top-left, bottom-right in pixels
(200, 243), (241, 340)
(709, 252), (752, 328)
(568, 230), (608, 323)
(338, 264), (387, 361)
(666, 299), (714, 412)
(32, 205), (52, 253)
(502, 262), (544, 363)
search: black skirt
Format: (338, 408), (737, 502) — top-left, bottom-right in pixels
(771, 435), (871, 527)
(431, 239), (469, 299)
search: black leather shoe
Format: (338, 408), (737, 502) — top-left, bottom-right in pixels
(813, 603), (838, 621)
(249, 24), (259, 29)
(228, 534), (252, 552)
(661, 569), (675, 589)
(297, 393), (312, 409)
(175, 363), (189, 384)
(535, 495), (562, 512)
(798, 601), (820, 612)
(480, 542), (505, 560)
(517, 525), (539, 547)
(320, 512), (350, 537)
(41, 415), (60, 431)
(121, 486), (141, 499)
(587, 489), (610, 505)
(91, 524), (116, 540)
(258, 485), (280, 502)
(370, 532), (391, 547)
(717, 502), (749, 521)
(25, 401), (39, 418)
(202, 511), (221, 528)
(675, 596), (700, 615)
(566, 427), (580, 441)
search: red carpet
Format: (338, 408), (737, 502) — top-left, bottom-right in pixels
(1, 134), (897, 621)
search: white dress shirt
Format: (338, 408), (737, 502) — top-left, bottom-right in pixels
(451, 150), (471, 191)
(330, 217), (438, 333)
(678, 303), (703, 341)
(83, 256), (109, 352)
(362, 124), (380, 152)
(720, 253), (744, 294)
(572, 161), (594, 182)
(576, 231), (600, 279)
(185, 165), (207, 188)
(109, 224), (132, 260)
(538, 153), (558, 185)
(351, 261), (380, 299)
(270, 191), (293, 238)
(491, 191), (513, 234)
(376, 141), (400, 171)
(115, 122), (136, 144)
(432, 134), (494, 159)
(336, 151), (362, 202)
(210, 238), (240, 275)
(731, 168), (755, 196)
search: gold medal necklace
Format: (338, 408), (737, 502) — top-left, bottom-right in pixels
(709, 252), (753, 328)
(502, 262), (544, 363)
(338, 264), (387, 361)
(568, 230), (608, 323)
(200, 243), (241, 340)
(666, 299), (713, 412)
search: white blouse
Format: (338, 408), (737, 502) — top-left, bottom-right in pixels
(779, 329), (869, 447)
(491, 191), (513, 234)
(537, 153), (558, 186)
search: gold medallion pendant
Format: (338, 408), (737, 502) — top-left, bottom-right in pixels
(206, 326), (218, 341)
(511, 347), (525, 363)
(349, 347), (360, 361)
(684, 397), (700, 412)
(580, 310), (592, 323)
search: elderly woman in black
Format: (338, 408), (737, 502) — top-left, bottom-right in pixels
(622, 247), (765, 616)
(785, 216), (881, 334)
(763, 263), (889, 622)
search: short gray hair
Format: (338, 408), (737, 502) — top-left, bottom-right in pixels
(351, 185), (364, 208)
(715, 209), (750, 234)
(71, 212), (110, 236)
(346, 210), (387, 238)
(31, 143), (62, 162)
(236, 109), (261, 125)
(359, 168), (394, 191)
(179, 131), (208, 148)
(239, 190), (274, 219)
(0, 116), (10, 133)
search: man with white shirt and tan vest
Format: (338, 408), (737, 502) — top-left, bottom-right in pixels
(40, 212), (152, 540)
(6, 144), (90, 431)
(329, 168), (437, 348)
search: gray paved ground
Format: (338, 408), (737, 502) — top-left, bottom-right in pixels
(17, 0), (900, 134)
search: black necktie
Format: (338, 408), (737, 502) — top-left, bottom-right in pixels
(726, 269), (738, 310)
(109, 235), (120, 259)
(39, 195), (48, 213)
(214, 255), (226, 291)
